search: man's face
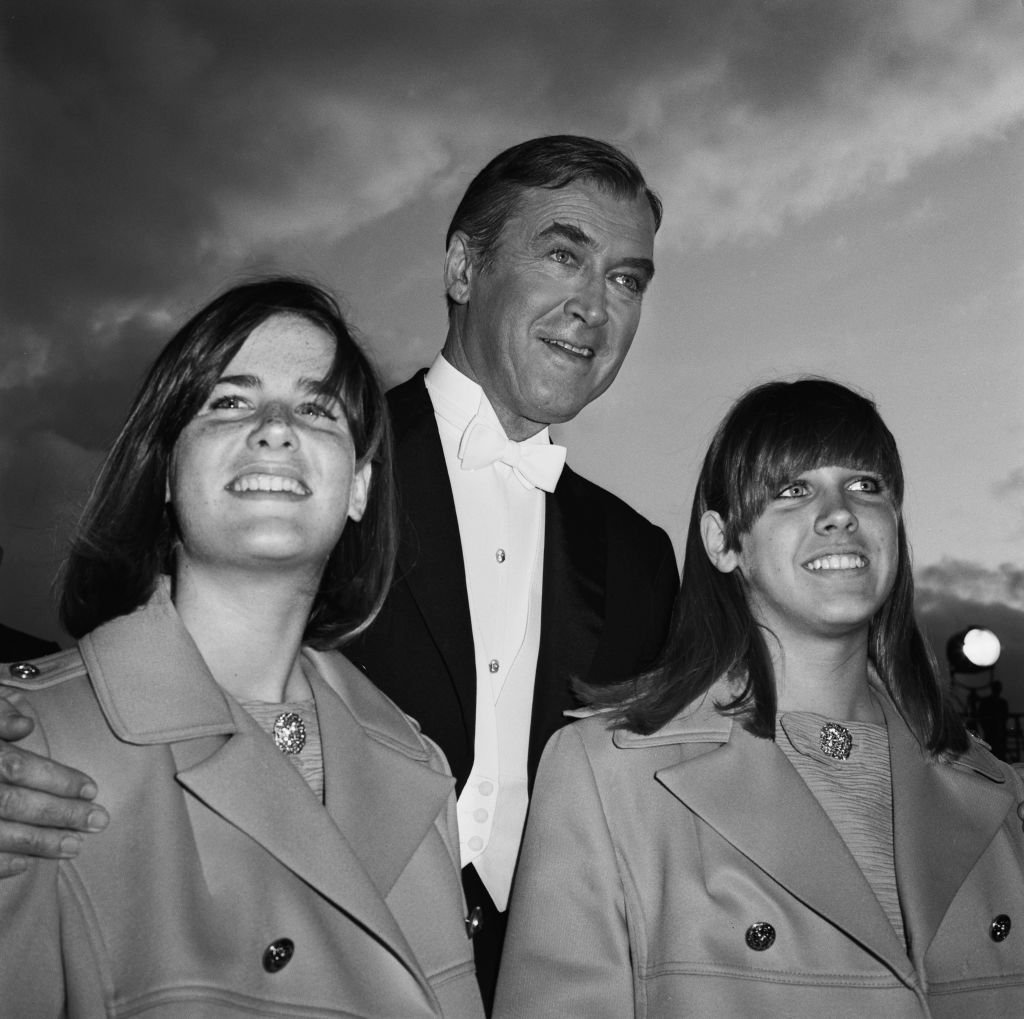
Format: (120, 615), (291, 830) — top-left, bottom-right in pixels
(446, 181), (656, 440)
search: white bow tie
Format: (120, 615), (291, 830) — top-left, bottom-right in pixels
(457, 415), (566, 492)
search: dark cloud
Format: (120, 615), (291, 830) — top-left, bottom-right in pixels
(2, 0), (1022, 642)
(917, 557), (1024, 611)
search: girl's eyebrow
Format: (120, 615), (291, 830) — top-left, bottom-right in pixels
(214, 374), (325, 394)
(215, 373), (260, 389)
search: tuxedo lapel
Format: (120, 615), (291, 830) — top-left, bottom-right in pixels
(655, 724), (916, 982)
(885, 706), (1014, 969)
(390, 373), (477, 732)
(529, 466), (606, 777)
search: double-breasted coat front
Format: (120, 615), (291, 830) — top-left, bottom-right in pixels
(495, 679), (1024, 1019)
(0, 588), (484, 1018)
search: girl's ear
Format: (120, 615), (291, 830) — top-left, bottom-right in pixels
(347, 461), (372, 523)
(700, 510), (741, 574)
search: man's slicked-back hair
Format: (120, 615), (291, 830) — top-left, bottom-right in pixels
(444, 135), (662, 313)
(59, 276), (396, 650)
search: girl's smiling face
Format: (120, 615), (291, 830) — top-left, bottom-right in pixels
(705, 465), (899, 646)
(167, 313), (371, 578)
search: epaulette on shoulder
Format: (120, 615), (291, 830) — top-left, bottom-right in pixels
(2, 648), (85, 691)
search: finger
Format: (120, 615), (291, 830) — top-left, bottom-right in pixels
(0, 854), (29, 877)
(0, 743), (99, 800)
(0, 820), (87, 861)
(0, 703), (34, 741)
(0, 783), (109, 833)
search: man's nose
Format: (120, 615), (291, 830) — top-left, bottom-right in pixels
(564, 275), (609, 327)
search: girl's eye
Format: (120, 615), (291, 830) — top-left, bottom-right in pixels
(297, 401), (338, 421)
(777, 481), (809, 499)
(849, 476), (883, 494)
(209, 394), (248, 411)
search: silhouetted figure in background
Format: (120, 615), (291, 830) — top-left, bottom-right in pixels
(0, 544), (59, 661)
(977, 680), (1009, 760)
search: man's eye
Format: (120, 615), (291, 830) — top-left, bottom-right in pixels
(613, 272), (644, 294)
(549, 249), (574, 265)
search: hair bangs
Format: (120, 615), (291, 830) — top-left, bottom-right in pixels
(717, 379), (903, 542)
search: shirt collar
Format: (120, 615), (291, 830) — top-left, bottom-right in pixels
(424, 353), (553, 447)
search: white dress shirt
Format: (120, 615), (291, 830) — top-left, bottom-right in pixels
(424, 354), (558, 911)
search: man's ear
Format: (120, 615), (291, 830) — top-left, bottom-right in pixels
(347, 461), (372, 523)
(444, 231), (473, 306)
(700, 510), (740, 574)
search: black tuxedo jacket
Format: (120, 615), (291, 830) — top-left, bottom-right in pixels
(347, 371), (678, 792)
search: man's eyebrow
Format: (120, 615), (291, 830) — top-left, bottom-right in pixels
(621, 256), (655, 281)
(537, 221), (595, 248)
(536, 222), (655, 279)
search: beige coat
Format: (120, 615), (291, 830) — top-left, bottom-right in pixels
(1, 588), (484, 1017)
(494, 680), (1024, 1018)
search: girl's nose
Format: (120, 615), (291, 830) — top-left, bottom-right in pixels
(248, 403), (297, 449)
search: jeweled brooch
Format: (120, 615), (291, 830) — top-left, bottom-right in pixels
(819, 721), (853, 760)
(273, 711), (306, 755)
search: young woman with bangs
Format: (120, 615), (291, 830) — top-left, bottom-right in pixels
(495, 378), (1024, 1019)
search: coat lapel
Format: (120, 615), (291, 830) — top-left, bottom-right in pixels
(310, 650), (456, 896)
(529, 466), (606, 776)
(653, 720), (916, 982)
(84, 585), (446, 998)
(885, 700), (1014, 969)
(389, 373), (477, 732)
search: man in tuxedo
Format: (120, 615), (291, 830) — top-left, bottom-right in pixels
(345, 136), (677, 1007)
(0, 136), (677, 1010)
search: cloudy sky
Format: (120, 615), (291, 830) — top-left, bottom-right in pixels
(3, 0), (1023, 707)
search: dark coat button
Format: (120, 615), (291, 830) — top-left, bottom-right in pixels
(9, 662), (39, 679)
(262, 938), (295, 972)
(991, 915), (1012, 942)
(745, 922), (776, 951)
(465, 906), (484, 939)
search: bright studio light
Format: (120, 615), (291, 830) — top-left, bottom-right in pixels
(947, 626), (1001, 674)
(961, 628), (1001, 669)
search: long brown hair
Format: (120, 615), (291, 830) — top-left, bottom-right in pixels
(60, 276), (396, 649)
(589, 378), (967, 754)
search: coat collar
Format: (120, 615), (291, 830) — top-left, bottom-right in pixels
(78, 584), (455, 1003)
(614, 675), (1014, 983)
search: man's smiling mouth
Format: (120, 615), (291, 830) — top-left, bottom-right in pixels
(542, 337), (594, 358)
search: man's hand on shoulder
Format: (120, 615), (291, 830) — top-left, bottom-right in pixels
(0, 696), (108, 878)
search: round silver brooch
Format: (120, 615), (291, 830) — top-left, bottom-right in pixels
(819, 721), (853, 760)
(273, 712), (306, 755)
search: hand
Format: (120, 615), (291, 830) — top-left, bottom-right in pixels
(0, 698), (108, 877)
